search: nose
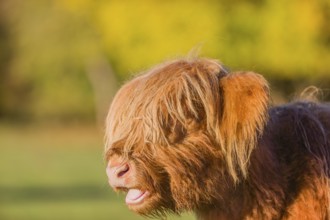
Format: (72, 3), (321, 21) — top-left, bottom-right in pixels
(106, 161), (130, 188)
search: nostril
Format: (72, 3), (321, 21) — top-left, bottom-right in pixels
(107, 161), (130, 187)
(116, 164), (129, 178)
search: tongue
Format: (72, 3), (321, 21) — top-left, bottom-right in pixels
(126, 189), (144, 201)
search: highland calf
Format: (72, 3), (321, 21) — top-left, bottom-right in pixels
(105, 58), (330, 220)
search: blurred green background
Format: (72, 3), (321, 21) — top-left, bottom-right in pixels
(0, 0), (329, 219)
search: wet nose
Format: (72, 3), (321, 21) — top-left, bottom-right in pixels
(106, 162), (130, 188)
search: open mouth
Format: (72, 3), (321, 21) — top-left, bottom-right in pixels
(125, 189), (150, 205)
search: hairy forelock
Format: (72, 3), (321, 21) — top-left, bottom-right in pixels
(105, 58), (225, 152)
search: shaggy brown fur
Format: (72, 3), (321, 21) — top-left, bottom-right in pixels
(105, 57), (330, 219)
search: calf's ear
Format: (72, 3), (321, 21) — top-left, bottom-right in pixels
(218, 71), (269, 182)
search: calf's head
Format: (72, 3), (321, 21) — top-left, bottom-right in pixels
(105, 58), (269, 216)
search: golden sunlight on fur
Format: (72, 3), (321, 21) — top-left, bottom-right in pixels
(105, 57), (330, 219)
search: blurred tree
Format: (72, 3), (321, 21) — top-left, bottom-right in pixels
(82, 0), (330, 79)
(0, 3), (13, 118)
(319, 0), (330, 47)
(86, 56), (119, 125)
(0, 0), (329, 122)
(0, 0), (118, 122)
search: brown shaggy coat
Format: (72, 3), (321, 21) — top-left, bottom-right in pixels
(105, 58), (330, 219)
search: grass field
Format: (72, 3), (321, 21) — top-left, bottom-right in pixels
(0, 124), (194, 220)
